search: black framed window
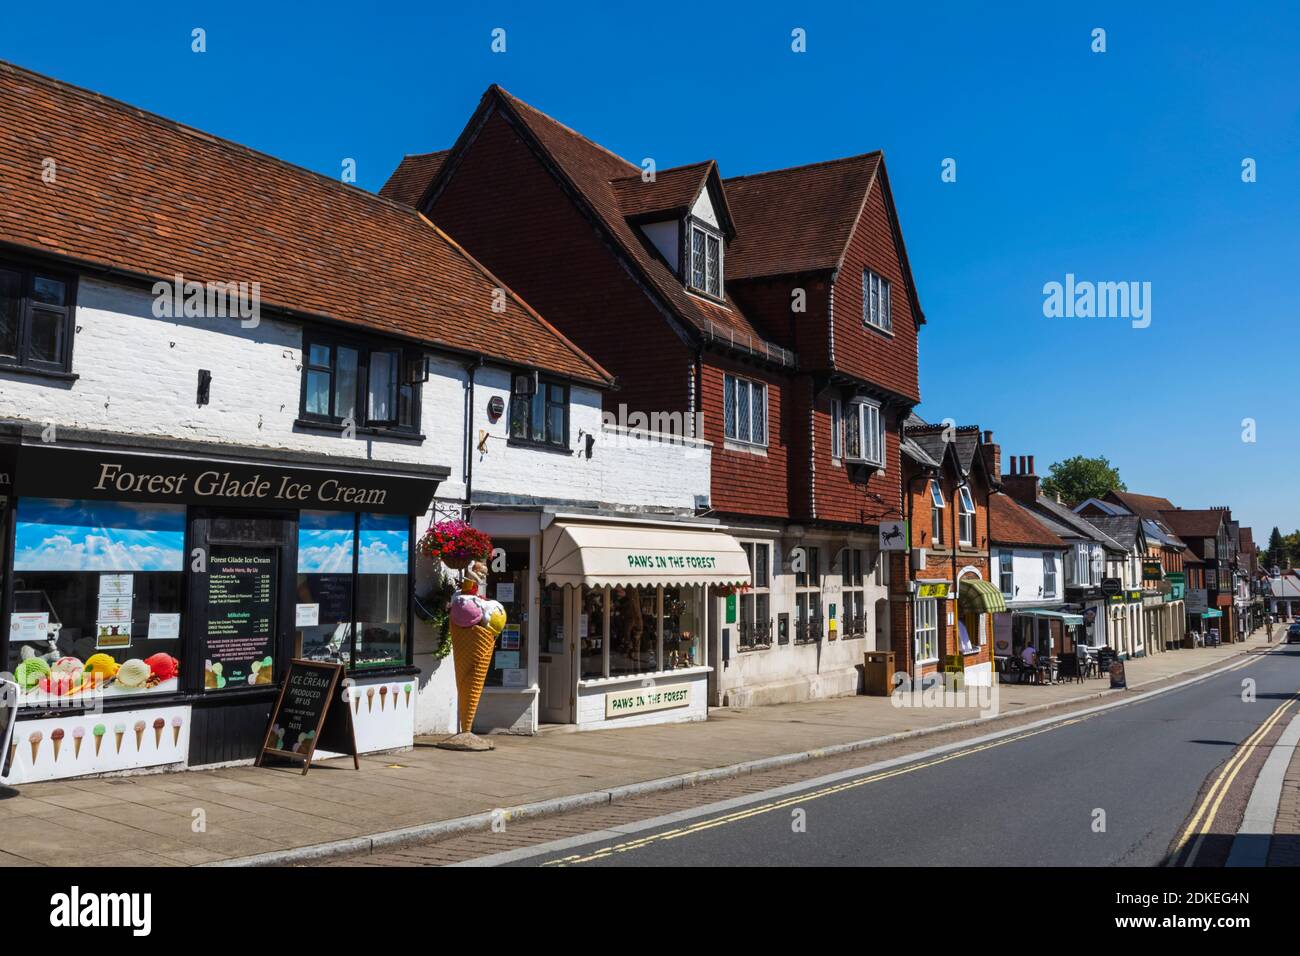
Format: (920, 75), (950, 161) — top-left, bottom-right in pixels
(0, 260), (76, 374)
(509, 373), (569, 449)
(688, 223), (723, 298)
(300, 333), (421, 432)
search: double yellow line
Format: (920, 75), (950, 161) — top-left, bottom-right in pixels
(543, 714), (1101, 866)
(1170, 673), (1298, 867)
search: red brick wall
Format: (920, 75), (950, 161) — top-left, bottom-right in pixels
(808, 392), (902, 526)
(829, 175), (921, 402)
(701, 355), (790, 519)
(426, 108), (692, 418)
(727, 274), (832, 367)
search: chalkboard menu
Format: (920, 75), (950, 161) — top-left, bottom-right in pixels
(257, 660), (358, 774)
(204, 546), (277, 690)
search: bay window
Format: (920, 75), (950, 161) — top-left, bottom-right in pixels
(300, 332), (421, 433)
(0, 260), (76, 374)
(845, 400), (884, 467)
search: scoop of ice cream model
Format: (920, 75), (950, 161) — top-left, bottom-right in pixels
(51, 656), (83, 677)
(114, 658), (151, 690)
(38, 672), (79, 696)
(82, 653), (120, 686)
(483, 600), (507, 636)
(450, 591), (486, 628)
(14, 657), (50, 691)
(144, 653), (179, 682)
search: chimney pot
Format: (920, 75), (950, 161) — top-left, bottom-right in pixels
(1028, 455), (1035, 475)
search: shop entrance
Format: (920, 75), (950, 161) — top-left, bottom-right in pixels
(537, 584), (571, 723)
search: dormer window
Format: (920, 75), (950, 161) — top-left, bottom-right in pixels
(689, 223), (723, 298)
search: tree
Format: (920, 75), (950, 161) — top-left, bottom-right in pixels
(1040, 455), (1126, 506)
(1268, 527), (1285, 568)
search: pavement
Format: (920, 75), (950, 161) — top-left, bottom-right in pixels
(0, 631), (1274, 867)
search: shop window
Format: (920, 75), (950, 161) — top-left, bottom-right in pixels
(0, 261), (76, 374)
(509, 373), (569, 449)
(738, 541), (772, 648)
(610, 585), (655, 675)
(688, 222), (723, 298)
(580, 587), (606, 680)
(596, 584), (702, 678)
(294, 511), (409, 673)
(795, 546), (822, 643)
(484, 545), (529, 687)
(8, 499), (185, 705)
(958, 486), (975, 546)
(300, 333), (422, 433)
(840, 548), (866, 638)
(662, 586), (701, 669)
(914, 597), (939, 663)
(930, 480), (944, 545)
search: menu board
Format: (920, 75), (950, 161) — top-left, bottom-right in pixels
(204, 546), (277, 690)
(256, 660), (357, 774)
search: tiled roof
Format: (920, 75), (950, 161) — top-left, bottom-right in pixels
(610, 161), (715, 220)
(1109, 489), (1178, 520)
(990, 493), (1068, 549)
(396, 86), (794, 367)
(378, 150), (450, 207)
(1082, 515), (1143, 551)
(1159, 509), (1226, 539)
(0, 62), (612, 386)
(902, 423), (984, 476)
(723, 153), (880, 280)
(1034, 496), (1127, 552)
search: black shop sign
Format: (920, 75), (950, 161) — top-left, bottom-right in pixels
(14, 444), (437, 515)
(257, 660), (358, 774)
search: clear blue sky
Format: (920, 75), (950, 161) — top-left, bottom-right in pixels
(4, 1), (1297, 536)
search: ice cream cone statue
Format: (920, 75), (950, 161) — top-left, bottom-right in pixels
(437, 560), (506, 752)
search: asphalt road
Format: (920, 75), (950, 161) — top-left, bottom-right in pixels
(506, 646), (1299, 867)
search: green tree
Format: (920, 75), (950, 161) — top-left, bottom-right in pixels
(1268, 526), (1285, 568)
(1040, 455), (1126, 507)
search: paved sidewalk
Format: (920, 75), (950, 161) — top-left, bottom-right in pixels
(0, 633), (1271, 866)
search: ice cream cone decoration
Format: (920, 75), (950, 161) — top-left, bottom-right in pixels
(403, 684), (412, 708)
(171, 716), (183, 747)
(72, 727), (85, 759)
(153, 718), (165, 748)
(28, 731), (42, 764)
(353, 690), (361, 715)
(93, 724), (106, 756)
(366, 687), (375, 713)
(113, 723), (126, 754)
(379, 685), (387, 711)
(51, 728), (64, 761)
(443, 561), (506, 743)
(8, 742), (17, 769)
(133, 721), (146, 751)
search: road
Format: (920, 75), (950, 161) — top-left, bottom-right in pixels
(487, 645), (1298, 867)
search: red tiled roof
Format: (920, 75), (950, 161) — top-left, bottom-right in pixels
(1158, 509), (1226, 539)
(610, 161), (714, 219)
(0, 62), (611, 386)
(379, 150), (450, 207)
(723, 153), (880, 280)
(989, 493), (1068, 549)
(1109, 490), (1178, 521)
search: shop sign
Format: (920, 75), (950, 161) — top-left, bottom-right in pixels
(879, 520), (908, 552)
(917, 581), (950, 599)
(1186, 589), (1208, 613)
(605, 682), (691, 718)
(14, 444), (437, 515)
(203, 547), (277, 690)
(1100, 577), (1123, 597)
(1166, 572), (1186, 586)
(1142, 561), (1164, 581)
(625, 552), (719, 570)
(1126, 589), (1142, 603)
(257, 659), (358, 774)
(1169, 581), (1186, 601)
(1109, 659), (1128, 690)
(725, 593), (737, 624)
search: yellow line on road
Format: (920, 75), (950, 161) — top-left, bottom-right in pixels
(542, 713), (1101, 866)
(1172, 687), (1298, 867)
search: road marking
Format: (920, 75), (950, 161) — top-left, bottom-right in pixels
(449, 645), (1281, 868)
(1170, 689), (1299, 867)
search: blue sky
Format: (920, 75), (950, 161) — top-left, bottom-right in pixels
(14, 500), (185, 571)
(3, 2), (1297, 535)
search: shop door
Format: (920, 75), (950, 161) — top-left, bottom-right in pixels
(537, 584), (572, 723)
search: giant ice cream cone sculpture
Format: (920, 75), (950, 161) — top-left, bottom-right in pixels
(443, 561), (505, 748)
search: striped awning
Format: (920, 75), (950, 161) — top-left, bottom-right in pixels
(959, 578), (1008, 614)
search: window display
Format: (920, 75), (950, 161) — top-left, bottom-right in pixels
(355, 513), (409, 669)
(662, 587), (700, 669)
(580, 586), (605, 679)
(593, 584), (703, 678)
(485, 544), (529, 687)
(8, 499), (184, 705)
(295, 511), (354, 664)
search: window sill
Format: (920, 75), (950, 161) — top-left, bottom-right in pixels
(294, 419), (425, 443)
(723, 439), (768, 456)
(507, 438), (573, 455)
(0, 363), (78, 383)
(863, 322), (895, 339)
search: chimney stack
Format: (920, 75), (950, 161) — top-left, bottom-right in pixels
(1001, 452), (1042, 506)
(979, 429), (1001, 481)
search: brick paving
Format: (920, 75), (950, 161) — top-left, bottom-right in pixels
(0, 632), (1270, 867)
(1267, 725), (1300, 866)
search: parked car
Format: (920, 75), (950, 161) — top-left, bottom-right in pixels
(1287, 623), (1300, 644)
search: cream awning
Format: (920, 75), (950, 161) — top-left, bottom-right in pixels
(540, 521), (751, 589)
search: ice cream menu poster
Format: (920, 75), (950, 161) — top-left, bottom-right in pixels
(204, 547), (276, 690)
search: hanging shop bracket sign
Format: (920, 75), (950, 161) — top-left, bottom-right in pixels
(13, 443), (439, 515)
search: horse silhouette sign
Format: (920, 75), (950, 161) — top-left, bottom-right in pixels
(879, 520), (908, 552)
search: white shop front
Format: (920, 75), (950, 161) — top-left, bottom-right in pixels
(468, 510), (750, 733)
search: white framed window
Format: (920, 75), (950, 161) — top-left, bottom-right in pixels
(864, 268), (892, 332)
(845, 400), (884, 467)
(915, 597), (939, 663)
(1042, 552), (1057, 597)
(930, 480), (944, 545)
(831, 400), (843, 460)
(794, 546), (822, 643)
(840, 548), (865, 638)
(999, 551), (1014, 597)
(723, 374), (767, 446)
(957, 486), (975, 546)
(738, 541), (772, 648)
(689, 223), (723, 298)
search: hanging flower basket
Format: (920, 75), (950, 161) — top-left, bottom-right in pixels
(418, 520), (493, 571)
(713, 582), (751, 598)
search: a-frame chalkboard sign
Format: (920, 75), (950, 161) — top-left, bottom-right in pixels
(256, 660), (359, 774)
